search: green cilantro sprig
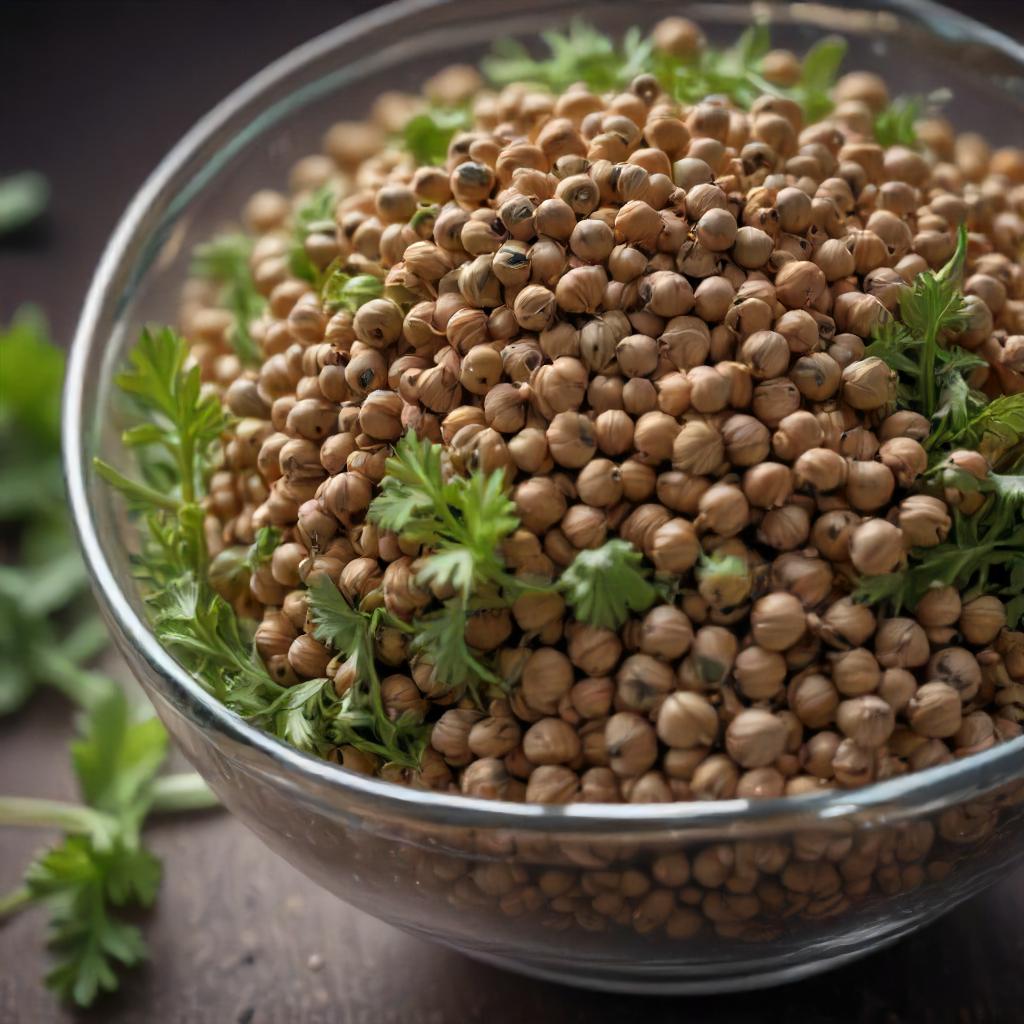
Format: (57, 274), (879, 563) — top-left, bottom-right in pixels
(97, 329), (426, 767)
(866, 225), (972, 427)
(0, 689), (217, 1007)
(874, 90), (950, 149)
(402, 105), (473, 165)
(367, 431), (518, 699)
(480, 21), (845, 117)
(853, 472), (1024, 626)
(866, 227), (1024, 469)
(190, 233), (265, 365)
(854, 225), (1024, 624)
(368, 433), (663, 685)
(307, 575), (428, 765)
(482, 20), (650, 94)
(559, 539), (658, 630)
(288, 184), (337, 285)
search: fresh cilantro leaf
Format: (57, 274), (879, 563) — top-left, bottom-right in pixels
(102, 326), (230, 505)
(867, 224), (968, 424)
(0, 306), (63, 445)
(1, 683), (216, 1007)
(483, 19), (638, 93)
(947, 393), (1024, 468)
(416, 545), (478, 599)
(288, 185), (337, 284)
(793, 37), (847, 121)
(874, 90), (950, 148)
(560, 539), (658, 630)
(0, 308), (67, 521)
(409, 600), (501, 704)
(321, 270), (385, 312)
(255, 676), (336, 753)
(0, 312), (120, 715)
(369, 430), (516, 596)
(20, 819), (165, 1008)
(365, 431), (522, 703)
(402, 105), (473, 165)
(306, 575), (426, 764)
(190, 234), (265, 364)
(483, 22), (842, 120)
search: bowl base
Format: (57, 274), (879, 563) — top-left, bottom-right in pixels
(448, 927), (914, 995)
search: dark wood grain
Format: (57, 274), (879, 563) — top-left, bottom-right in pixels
(2, 3), (1024, 1022)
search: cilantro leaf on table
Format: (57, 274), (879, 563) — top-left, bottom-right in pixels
(1, 311), (219, 1008)
(25, 837), (153, 1007)
(71, 690), (168, 822)
(1, 686), (216, 1007)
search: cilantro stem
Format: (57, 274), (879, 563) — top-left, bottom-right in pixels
(923, 226), (969, 419)
(0, 797), (117, 843)
(178, 435), (196, 505)
(0, 885), (32, 920)
(92, 458), (181, 512)
(148, 773), (218, 814)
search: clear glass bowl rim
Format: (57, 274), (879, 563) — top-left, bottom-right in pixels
(63, 0), (1024, 835)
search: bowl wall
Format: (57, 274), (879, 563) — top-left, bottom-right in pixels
(65, 0), (1024, 993)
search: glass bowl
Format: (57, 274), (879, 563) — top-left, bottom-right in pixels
(63, 0), (1024, 994)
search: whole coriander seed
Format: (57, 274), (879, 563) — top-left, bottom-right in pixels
(525, 765), (580, 804)
(606, 712), (659, 777)
(836, 695), (895, 748)
(750, 593), (806, 651)
(159, 27), (1024, 831)
(657, 692), (719, 749)
(523, 718), (582, 765)
(726, 710), (788, 769)
(686, 755), (736, 800)
(908, 682), (963, 738)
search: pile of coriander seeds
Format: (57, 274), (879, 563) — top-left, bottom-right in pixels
(185, 15), (1024, 808)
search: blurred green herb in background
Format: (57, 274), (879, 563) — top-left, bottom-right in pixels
(0, 311), (217, 1007)
(0, 171), (50, 236)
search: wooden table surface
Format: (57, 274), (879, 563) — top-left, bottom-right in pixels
(2, 3), (1024, 1022)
